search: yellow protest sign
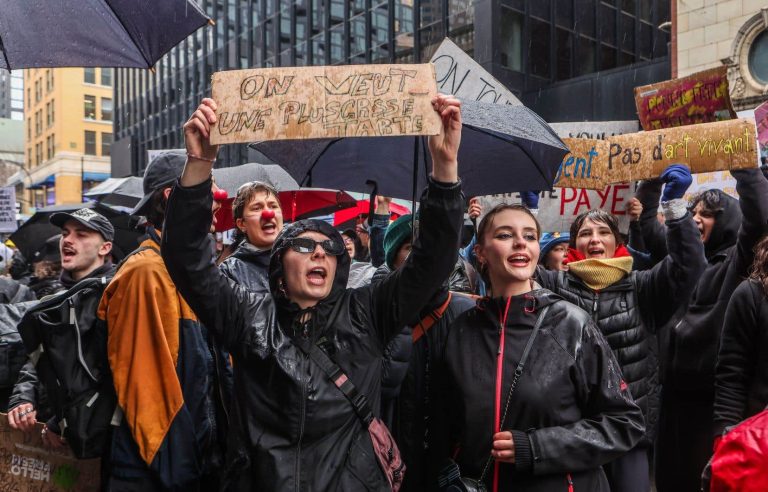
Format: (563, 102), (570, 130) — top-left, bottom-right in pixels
(605, 118), (757, 184)
(210, 64), (442, 144)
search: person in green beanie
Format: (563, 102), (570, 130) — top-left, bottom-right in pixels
(379, 213), (476, 492)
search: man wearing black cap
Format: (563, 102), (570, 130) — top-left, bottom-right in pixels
(8, 207), (117, 448)
(98, 151), (226, 491)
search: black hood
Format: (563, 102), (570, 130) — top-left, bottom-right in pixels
(268, 219), (350, 299)
(232, 241), (271, 266)
(700, 190), (741, 259)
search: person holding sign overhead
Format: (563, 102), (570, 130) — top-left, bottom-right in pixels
(535, 165), (706, 492)
(161, 95), (464, 491)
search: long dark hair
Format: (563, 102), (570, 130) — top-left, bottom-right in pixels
(749, 235), (768, 295)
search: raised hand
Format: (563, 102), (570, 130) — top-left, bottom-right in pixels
(182, 98), (221, 186)
(660, 164), (693, 202)
(428, 94), (461, 183)
(468, 197), (482, 220)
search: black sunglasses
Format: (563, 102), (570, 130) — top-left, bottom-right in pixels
(286, 237), (345, 255)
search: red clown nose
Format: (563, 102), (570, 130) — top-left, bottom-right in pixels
(261, 209), (276, 220)
(213, 189), (228, 201)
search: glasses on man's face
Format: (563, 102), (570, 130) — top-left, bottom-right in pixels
(286, 237), (345, 255)
(342, 237), (354, 245)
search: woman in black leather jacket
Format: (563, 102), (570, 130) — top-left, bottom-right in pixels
(163, 96), (465, 491)
(219, 181), (284, 294)
(429, 203), (644, 492)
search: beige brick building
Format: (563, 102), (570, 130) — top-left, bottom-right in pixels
(675, 0), (768, 109)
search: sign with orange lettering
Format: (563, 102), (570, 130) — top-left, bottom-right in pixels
(210, 64), (441, 144)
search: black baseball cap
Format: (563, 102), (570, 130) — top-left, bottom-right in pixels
(50, 208), (115, 242)
(132, 151), (187, 215)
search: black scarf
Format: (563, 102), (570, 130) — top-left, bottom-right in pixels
(60, 261), (115, 289)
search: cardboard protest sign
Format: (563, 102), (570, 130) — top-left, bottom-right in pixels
(634, 67), (736, 131)
(0, 416), (100, 491)
(553, 138), (611, 189)
(430, 38), (522, 106)
(755, 100), (768, 161)
(604, 118), (758, 184)
(0, 187), (17, 233)
(210, 64), (441, 144)
(549, 121), (640, 139)
(479, 184), (632, 233)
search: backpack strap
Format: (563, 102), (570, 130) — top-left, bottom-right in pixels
(412, 292), (452, 343)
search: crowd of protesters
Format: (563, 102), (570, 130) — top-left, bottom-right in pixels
(0, 95), (765, 492)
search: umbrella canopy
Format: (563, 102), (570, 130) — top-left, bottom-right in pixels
(9, 202), (141, 262)
(251, 101), (568, 200)
(333, 200), (411, 227)
(215, 188), (357, 232)
(0, 0), (211, 70)
(83, 177), (144, 208)
(212, 163), (300, 196)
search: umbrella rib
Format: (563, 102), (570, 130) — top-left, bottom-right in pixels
(100, 2), (153, 68)
(0, 32), (11, 70)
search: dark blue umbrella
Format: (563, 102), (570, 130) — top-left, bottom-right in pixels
(250, 101), (568, 201)
(0, 0), (211, 70)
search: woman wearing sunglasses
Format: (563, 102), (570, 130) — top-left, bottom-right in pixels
(162, 95), (465, 491)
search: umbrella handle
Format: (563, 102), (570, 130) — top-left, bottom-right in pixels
(366, 180), (378, 226)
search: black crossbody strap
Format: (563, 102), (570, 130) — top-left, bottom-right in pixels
(478, 304), (550, 482)
(298, 341), (374, 427)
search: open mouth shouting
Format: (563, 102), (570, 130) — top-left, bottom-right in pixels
(507, 253), (531, 268)
(61, 246), (77, 263)
(587, 247), (606, 258)
(306, 266), (328, 286)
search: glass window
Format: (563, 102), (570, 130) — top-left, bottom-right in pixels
(84, 68), (96, 84)
(500, 8), (523, 72)
(556, 28), (573, 80)
(600, 43), (617, 70)
(102, 133), (112, 157)
(530, 0), (551, 20)
(639, 22), (652, 58)
(84, 95), (96, 119)
(620, 13), (635, 53)
(84, 131), (96, 155)
(576, 36), (596, 76)
(639, 0), (651, 21)
(748, 30), (768, 84)
(101, 68), (112, 86)
(101, 98), (113, 121)
(621, 0), (635, 14)
(529, 19), (551, 78)
(575, 0), (596, 37)
(556, 0), (574, 28)
(599, 4), (616, 44)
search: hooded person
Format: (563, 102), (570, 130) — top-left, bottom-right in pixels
(161, 95), (465, 490)
(534, 164), (707, 492)
(219, 181), (284, 294)
(634, 168), (768, 492)
(376, 214), (476, 492)
(341, 228), (378, 288)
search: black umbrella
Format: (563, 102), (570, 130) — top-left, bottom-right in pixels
(83, 177), (144, 208)
(250, 101), (569, 201)
(10, 202), (141, 262)
(212, 163), (300, 196)
(0, 0), (210, 70)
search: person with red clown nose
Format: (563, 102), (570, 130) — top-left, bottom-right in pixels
(219, 180), (285, 295)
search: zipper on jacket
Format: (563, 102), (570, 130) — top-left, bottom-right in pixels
(492, 296), (513, 492)
(591, 293), (599, 322)
(295, 354), (309, 492)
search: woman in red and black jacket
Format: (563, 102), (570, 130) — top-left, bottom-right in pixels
(429, 203), (645, 492)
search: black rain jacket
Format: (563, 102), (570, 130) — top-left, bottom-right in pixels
(713, 279), (768, 436)
(429, 289), (645, 492)
(637, 169), (768, 394)
(536, 210), (705, 444)
(162, 177), (463, 491)
(219, 242), (271, 294)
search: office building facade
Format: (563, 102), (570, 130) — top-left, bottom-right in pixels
(114, 0), (672, 174)
(13, 68), (113, 211)
(0, 71), (24, 121)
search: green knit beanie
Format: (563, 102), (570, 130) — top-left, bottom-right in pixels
(384, 214), (413, 269)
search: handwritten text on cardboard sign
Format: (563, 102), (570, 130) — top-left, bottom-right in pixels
(210, 64), (441, 144)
